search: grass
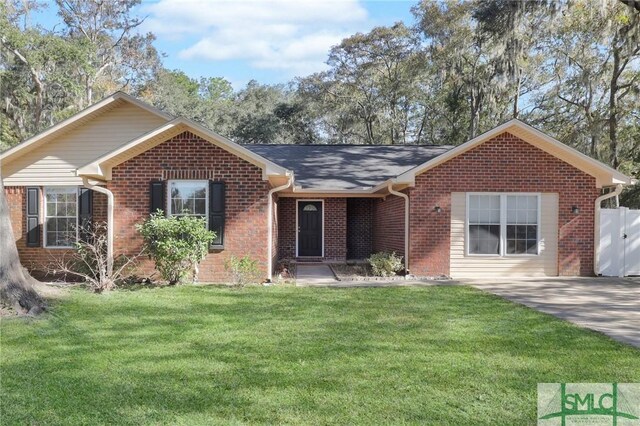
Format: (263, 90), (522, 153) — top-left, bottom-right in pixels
(1, 285), (638, 425)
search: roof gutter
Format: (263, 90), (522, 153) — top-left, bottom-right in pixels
(387, 181), (410, 276)
(81, 177), (114, 277)
(593, 184), (623, 276)
(267, 175), (293, 282)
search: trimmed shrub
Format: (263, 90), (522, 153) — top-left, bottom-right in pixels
(137, 212), (215, 284)
(367, 251), (403, 277)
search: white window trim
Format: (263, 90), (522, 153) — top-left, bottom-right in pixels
(295, 199), (325, 258)
(465, 192), (541, 257)
(44, 186), (79, 249)
(166, 180), (209, 227)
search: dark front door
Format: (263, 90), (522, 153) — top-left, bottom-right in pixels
(298, 201), (322, 257)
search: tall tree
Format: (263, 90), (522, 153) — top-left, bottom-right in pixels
(55, 0), (160, 107)
(473, 0), (553, 118)
(537, 0), (640, 169)
(0, 177), (45, 314)
(299, 23), (424, 145)
(230, 80), (315, 144)
(606, 2), (640, 168)
(1, 0), (83, 145)
(473, 0), (640, 170)
(414, 0), (508, 140)
(143, 69), (231, 127)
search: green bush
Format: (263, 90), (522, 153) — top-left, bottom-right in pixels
(224, 255), (263, 287)
(367, 251), (404, 277)
(136, 212), (215, 284)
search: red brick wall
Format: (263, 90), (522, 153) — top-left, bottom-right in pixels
(277, 197), (296, 259)
(93, 192), (108, 224)
(347, 198), (373, 259)
(6, 187), (23, 245)
(325, 198), (347, 260)
(373, 195), (405, 257)
(5, 186), (108, 276)
(108, 131), (270, 282)
(277, 197), (347, 260)
(408, 132), (600, 277)
(4, 187), (46, 271)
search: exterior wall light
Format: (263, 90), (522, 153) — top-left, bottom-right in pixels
(434, 206), (442, 213)
(571, 205), (580, 214)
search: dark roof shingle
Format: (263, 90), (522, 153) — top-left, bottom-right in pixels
(242, 144), (454, 189)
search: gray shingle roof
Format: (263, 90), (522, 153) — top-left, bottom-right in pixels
(242, 144), (455, 190)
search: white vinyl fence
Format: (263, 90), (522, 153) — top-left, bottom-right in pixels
(599, 207), (640, 277)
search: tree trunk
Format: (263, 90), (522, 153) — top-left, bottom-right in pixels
(1, 37), (44, 130)
(609, 44), (621, 169)
(0, 178), (45, 314)
(590, 131), (599, 158)
(469, 90), (480, 140)
(85, 75), (93, 109)
(415, 106), (428, 144)
(513, 70), (521, 119)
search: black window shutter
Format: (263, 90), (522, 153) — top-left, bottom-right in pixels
(150, 180), (166, 215)
(209, 181), (225, 246)
(78, 188), (93, 243)
(26, 187), (40, 247)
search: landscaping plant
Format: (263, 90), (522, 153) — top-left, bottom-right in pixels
(137, 212), (215, 284)
(224, 255), (263, 286)
(45, 222), (140, 292)
(367, 251), (403, 277)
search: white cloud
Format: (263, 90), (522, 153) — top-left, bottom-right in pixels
(142, 0), (369, 76)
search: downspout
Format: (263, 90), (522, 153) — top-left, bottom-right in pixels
(593, 184), (623, 276)
(267, 175), (292, 282)
(82, 177), (114, 276)
(387, 181), (410, 276)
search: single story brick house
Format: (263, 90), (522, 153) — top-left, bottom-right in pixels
(1, 92), (633, 281)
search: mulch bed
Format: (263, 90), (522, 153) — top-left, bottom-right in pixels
(329, 263), (405, 281)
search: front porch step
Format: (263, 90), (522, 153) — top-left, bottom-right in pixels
(293, 258), (326, 263)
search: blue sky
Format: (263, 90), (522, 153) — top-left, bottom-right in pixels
(36, 0), (417, 88)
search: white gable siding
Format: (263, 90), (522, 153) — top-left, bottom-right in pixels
(2, 103), (167, 185)
(449, 192), (559, 277)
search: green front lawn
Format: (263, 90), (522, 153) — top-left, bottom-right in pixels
(1, 285), (638, 425)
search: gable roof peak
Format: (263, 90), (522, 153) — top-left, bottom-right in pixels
(0, 91), (173, 163)
(395, 119), (632, 188)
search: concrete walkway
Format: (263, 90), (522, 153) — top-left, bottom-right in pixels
(295, 264), (337, 285)
(465, 277), (640, 348)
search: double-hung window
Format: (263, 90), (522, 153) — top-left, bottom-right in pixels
(467, 193), (540, 256)
(44, 187), (78, 248)
(505, 195), (539, 255)
(152, 179), (225, 247)
(168, 180), (208, 222)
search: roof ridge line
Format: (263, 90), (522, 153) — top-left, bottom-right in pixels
(241, 143), (451, 147)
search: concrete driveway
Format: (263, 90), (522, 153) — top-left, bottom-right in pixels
(465, 277), (640, 348)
